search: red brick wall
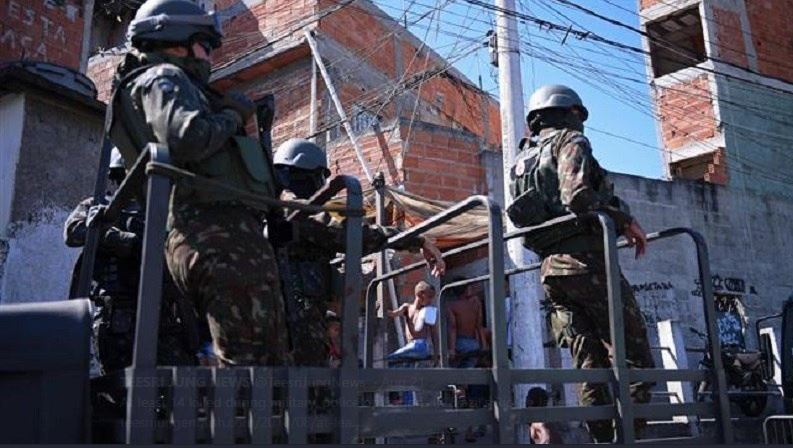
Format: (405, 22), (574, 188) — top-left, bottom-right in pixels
(745, 0), (793, 83)
(327, 128), (404, 191)
(318, 1), (397, 78)
(0, 0), (86, 69)
(402, 124), (485, 202)
(86, 53), (124, 103)
(711, 7), (749, 69)
(318, 1), (501, 147)
(213, 0), (315, 68)
(639, 0), (663, 10)
(656, 74), (717, 150)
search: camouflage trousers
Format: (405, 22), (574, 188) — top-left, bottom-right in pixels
(543, 272), (655, 443)
(166, 204), (290, 366)
(287, 295), (329, 366)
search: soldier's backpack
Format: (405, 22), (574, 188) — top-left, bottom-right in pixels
(506, 131), (588, 255)
(506, 132), (569, 228)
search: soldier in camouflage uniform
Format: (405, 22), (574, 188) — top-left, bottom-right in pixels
(271, 138), (446, 366)
(107, 0), (288, 366)
(65, 148), (197, 372)
(507, 85), (654, 443)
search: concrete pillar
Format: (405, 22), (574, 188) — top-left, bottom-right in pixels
(657, 319), (699, 432)
(759, 326), (783, 393)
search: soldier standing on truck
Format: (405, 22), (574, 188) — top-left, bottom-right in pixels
(506, 84), (655, 443)
(270, 138), (446, 367)
(107, 0), (288, 366)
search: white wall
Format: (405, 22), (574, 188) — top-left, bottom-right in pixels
(0, 93), (24, 238)
(0, 207), (78, 303)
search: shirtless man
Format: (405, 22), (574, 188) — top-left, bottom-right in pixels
(386, 281), (439, 362)
(447, 283), (485, 368)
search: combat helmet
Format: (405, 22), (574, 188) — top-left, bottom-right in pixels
(526, 84), (588, 123)
(127, 0), (222, 50)
(274, 139), (330, 176)
(274, 139), (330, 199)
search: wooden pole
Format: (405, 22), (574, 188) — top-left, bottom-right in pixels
(305, 30), (374, 183)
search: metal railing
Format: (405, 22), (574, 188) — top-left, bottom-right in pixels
(361, 209), (734, 443)
(764, 415), (793, 444)
(107, 144), (364, 444)
(104, 143), (733, 444)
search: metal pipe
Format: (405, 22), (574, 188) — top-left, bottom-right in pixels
(75, 137), (122, 298)
(126, 143), (172, 444)
(338, 176), (364, 443)
(684, 230), (733, 443)
(304, 30), (374, 183)
(597, 212), (634, 444)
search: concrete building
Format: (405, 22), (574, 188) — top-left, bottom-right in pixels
(0, 62), (103, 303)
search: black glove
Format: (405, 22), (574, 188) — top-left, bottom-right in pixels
(101, 227), (142, 258)
(221, 91), (255, 122)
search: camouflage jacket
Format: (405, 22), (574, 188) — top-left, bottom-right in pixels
(274, 190), (425, 260)
(64, 197), (143, 299)
(271, 190), (425, 302)
(510, 127), (633, 278)
(108, 54), (244, 224)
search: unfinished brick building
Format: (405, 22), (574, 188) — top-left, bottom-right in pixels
(87, 0), (503, 292)
(88, 0), (500, 196)
(640, 0), (793, 195)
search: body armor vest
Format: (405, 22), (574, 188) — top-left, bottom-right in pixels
(108, 62), (277, 212)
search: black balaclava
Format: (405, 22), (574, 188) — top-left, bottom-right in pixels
(528, 107), (585, 137)
(275, 166), (327, 200)
(135, 36), (212, 84)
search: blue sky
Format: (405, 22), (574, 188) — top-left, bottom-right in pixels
(376, 0), (665, 179)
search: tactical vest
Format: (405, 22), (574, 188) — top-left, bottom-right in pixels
(507, 129), (596, 255)
(187, 135), (278, 211)
(507, 129), (574, 227)
(108, 62), (277, 212)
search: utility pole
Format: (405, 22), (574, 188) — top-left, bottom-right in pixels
(494, 0), (546, 423)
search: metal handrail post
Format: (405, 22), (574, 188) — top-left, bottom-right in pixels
(687, 230), (733, 444)
(484, 198), (513, 444)
(126, 143), (172, 444)
(74, 137), (115, 298)
(363, 282), (378, 369)
(339, 176), (364, 443)
(597, 213), (634, 444)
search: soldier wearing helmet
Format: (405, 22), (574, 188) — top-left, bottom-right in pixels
(64, 148), (199, 375)
(107, 0), (288, 367)
(270, 138), (445, 367)
(507, 85), (654, 443)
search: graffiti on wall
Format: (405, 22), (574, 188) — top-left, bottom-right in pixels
(631, 281), (677, 324)
(691, 274), (758, 297)
(0, 0), (84, 68)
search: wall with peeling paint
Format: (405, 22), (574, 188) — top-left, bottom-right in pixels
(0, 91), (102, 304)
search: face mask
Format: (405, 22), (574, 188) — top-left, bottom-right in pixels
(180, 57), (212, 84)
(140, 51), (211, 84)
(276, 166), (325, 199)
